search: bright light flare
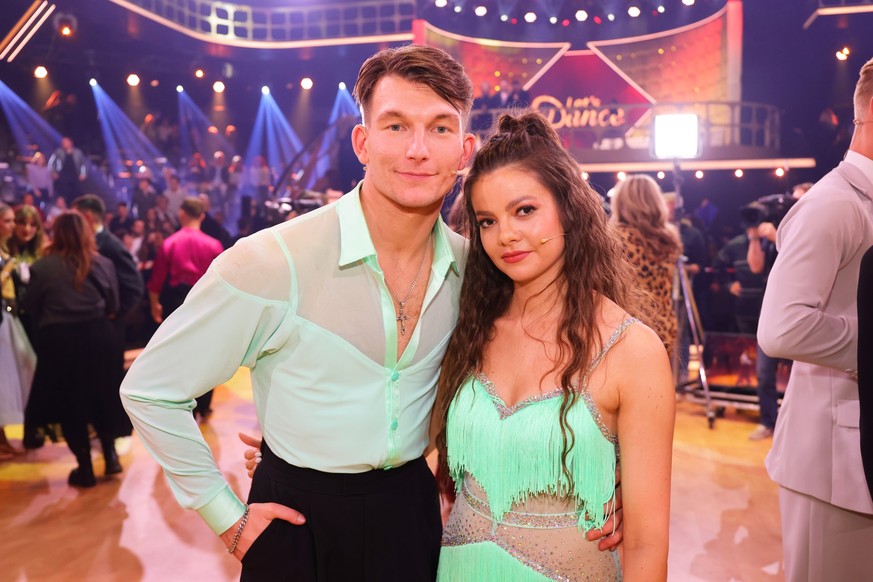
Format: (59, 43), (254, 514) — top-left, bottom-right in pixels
(339, 82), (346, 90)
(628, 6), (641, 18)
(775, 167), (786, 177)
(695, 170), (704, 179)
(261, 86), (270, 95)
(524, 12), (537, 23)
(176, 85), (184, 93)
(734, 169), (744, 178)
(657, 171), (666, 180)
(34, 66), (48, 79)
(195, 68), (205, 79)
(127, 74), (140, 87)
(474, 6), (487, 17)
(576, 10), (588, 21)
(213, 81), (225, 93)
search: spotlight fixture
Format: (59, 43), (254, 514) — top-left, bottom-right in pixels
(127, 74), (140, 87)
(301, 77), (314, 90)
(575, 9), (588, 21)
(657, 171), (666, 180)
(434, 0), (447, 7)
(842, 47), (851, 56)
(628, 6), (641, 18)
(500, 14), (509, 21)
(89, 78), (97, 87)
(34, 66), (48, 79)
(338, 82), (346, 90)
(454, 5), (461, 13)
(549, 16), (557, 24)
(524, 12), (537, 23)
(150, 79), (159, 87)
(836, 51), (848, 61)
(213, 80), (225, 93)
(194, 68), (205, 79)
(657, 5), (666, 13)
(682, 0), (695, 5)
(734, 169), (744, 178)
(695, 170), (704, 179)
(582, 171), (589, 181)
(53, 12), (77, 38)
(176, 85), (184, 93)
(261, 85), (270, 95)
(474, 6), (487, 17)
(617, 171), (627, 181)
(775, 167), (785, 177)
(607, 13), (616, 21)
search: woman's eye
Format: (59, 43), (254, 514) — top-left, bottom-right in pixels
(477, 218), (494, 228)
(518, 205), (536, 216)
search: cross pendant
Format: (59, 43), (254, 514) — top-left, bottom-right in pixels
(396, 301), (409, 336)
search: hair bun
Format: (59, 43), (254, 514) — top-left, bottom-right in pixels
(494, 111), (560, 145)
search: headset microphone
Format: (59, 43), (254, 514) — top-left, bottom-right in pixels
(539, 233), (567, 244)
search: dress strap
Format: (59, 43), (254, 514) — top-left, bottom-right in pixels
(584, 317), (639, 379)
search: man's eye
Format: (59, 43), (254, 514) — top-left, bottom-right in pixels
(389, 124), (402, 131)
(435, 126), (449, 134)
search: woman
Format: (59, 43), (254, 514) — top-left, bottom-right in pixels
(26, 151), (53, 202)
(22, 212), (121, 487)
(8, 204), (46, 265)
(609, 175), (682, 359)
(0, 203), (36, 460)
(432, 113), (674, 581)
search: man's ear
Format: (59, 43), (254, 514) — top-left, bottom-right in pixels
(352, 124), (369, 166)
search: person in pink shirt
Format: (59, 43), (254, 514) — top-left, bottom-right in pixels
(147, 196), (224, 420)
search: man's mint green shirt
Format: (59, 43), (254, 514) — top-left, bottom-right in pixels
(121, 184), (466, 535)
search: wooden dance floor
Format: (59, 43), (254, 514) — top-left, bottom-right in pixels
(1, 368), (784, 581)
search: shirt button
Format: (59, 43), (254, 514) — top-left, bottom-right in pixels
(391, 371), (400, 382)
(390, 419), (399, 431)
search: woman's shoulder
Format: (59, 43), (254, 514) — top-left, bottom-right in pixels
(596, 298), (665, 359)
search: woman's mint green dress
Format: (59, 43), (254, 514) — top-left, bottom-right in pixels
(438, 319), (637, 581)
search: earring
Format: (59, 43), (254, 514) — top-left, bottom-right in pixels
(362, 165), (368, 171)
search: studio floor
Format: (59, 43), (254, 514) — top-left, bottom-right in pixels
(0, 368), (783, 581)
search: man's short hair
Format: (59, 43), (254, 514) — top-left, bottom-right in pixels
(353, 45), (473, 124)
(180, 196), (204, 219)
(854, 57), (873, 119)
(72, 194), (105, 216)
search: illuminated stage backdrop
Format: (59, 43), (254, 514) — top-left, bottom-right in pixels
(415, 2), (749, 169)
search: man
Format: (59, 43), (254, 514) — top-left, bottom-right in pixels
(147, 196), (223, 420)
(758, 57), (873, 581)
(163, 173), (186, 216)
(109, 202), (134, 236)
(121, 46), (620, 580)
(131, 178), (157, 220)
(48, 137), (87, 205)
(152, 194), (179, 232)
(197, 193), (232, 249)
(72, 194), (145, 467)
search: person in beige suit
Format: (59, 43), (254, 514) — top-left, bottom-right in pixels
(758, 57), (873, 581)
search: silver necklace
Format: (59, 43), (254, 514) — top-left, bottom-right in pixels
(385, 233), (432, 336)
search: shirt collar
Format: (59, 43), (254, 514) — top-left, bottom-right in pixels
(336, 181), (460, 275)
(845, 150), (873, 187)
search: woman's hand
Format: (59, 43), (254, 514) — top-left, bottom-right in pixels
(239, 432), (263, 479)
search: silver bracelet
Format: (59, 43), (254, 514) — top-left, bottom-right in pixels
(226, 505), (250, 555)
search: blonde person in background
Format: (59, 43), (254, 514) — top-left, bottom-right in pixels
(609, 175), (682, 359)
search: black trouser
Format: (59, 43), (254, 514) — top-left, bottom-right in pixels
(241, 441), (442, 582)
(161, 282), (212, 415)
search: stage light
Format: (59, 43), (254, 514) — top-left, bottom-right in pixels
(176, 85), (184, 93)
(500, 14), (509, 21)
(474, 6), (487, 17)
(434, 0), (447, 7)
(607, 13), (616, 21)
(842, 47), (851, 55)
(653, 114), (699, 160)
(682, 0), (695, 5)
(775, 167), (785, 177)
(581, 171), (589, 181)
(339, 82), (346, 90)
(53, 12), (77, 38)
(562, 19), (570, 26)
(628, 6), (641, 18)
(836, 51), (848, 61)
(657, 171), (666, 180)
(34, 66), (47, 79)
(695, 170), (704, 179)
(524, 12), (537, 23)
(657, 5), (666, 13)
(127, 74), (140, 87)
(617, 171), (627, 181)
(735, 169), (744, 178)
(301, 78), (313, 90)
(262, 85), (270, 95)
(194, 68), (205, 79)
(150, 79), (159, 87)
(549, 16), (557, 24)
(213, 80), (225, 93)
(454, 5), (461, 12)
(594, 15), (602, 24)
(575, 9), (588, 21)
(89, 78), (97, 87)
